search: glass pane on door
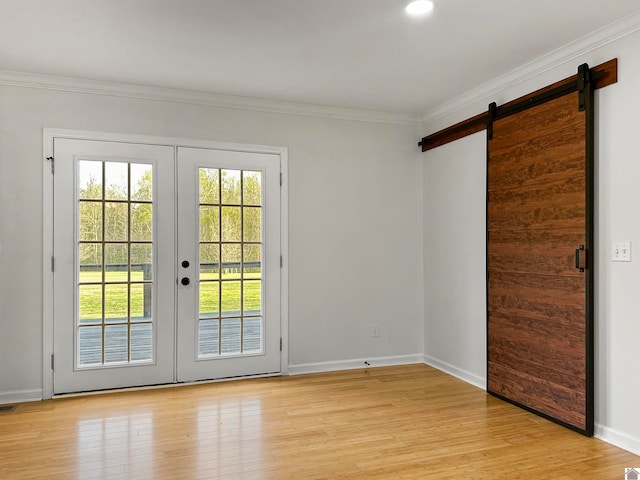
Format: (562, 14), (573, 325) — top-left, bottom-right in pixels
(77, 160), (154, 367)
(197, 168), (263, 357)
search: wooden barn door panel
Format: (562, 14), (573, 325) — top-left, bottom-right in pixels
(487, 81), (593, 435)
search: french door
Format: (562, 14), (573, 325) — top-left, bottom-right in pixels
(52, 138), (281, 394)
(176, 147), (281, 382)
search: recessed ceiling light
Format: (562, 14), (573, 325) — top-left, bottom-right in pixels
(405, 0), (434, 16)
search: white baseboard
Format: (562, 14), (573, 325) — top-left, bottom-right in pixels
(288, 354), (424, 376)
(595, 423), (640, 456)
(423, 354), (486, 390)
(0, 389), (42, 405)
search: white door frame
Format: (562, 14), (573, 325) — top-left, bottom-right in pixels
(42, 128), (289, 399)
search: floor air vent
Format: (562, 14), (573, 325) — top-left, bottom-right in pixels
(0, 405), (16, 412)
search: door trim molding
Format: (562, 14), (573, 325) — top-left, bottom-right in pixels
(42, 128), (289, 399)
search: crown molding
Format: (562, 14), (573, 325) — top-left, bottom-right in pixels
(421, 9), (640, 128)
(0, 70), (421, 127)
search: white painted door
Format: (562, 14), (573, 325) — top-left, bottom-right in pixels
(176, 147), (281, 382)
(52, 138), (282, 394)
(53, 139), (176, 394)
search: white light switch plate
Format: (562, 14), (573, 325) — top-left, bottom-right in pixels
(612, 241), (631, 262)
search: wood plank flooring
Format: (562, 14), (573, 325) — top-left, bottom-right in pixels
(0, 365), (637, 479)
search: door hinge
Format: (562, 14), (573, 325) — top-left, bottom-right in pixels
(51, 256), (55, 272)
(46, 156), (55, 174)
(280, 255), (283, 268)
(280, 172), (282, 186)
(280, 337), (282, 351)
(51, 354), (55, 370)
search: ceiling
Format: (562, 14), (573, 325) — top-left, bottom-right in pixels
(1, 0), (639, 116)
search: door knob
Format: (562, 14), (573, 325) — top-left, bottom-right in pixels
(181, 277), (190, 286)
(181, 260), (190, 268)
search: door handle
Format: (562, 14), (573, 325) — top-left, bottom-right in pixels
(181, 277), (190, 286)
(575, 245), (585, 272)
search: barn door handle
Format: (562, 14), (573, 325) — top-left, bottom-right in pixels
(575, 245), (585, 272)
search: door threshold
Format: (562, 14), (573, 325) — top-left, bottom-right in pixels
(53, 371), (282, 399)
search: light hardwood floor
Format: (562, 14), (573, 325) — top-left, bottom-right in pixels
(0, 364), (637, 479)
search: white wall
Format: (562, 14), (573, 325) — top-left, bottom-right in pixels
(423, 132), (487, 388)
(422, 28), (640, 454)
(0, 85), (424, 400)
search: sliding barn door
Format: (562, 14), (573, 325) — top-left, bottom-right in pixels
(487, 65), (594, 435)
